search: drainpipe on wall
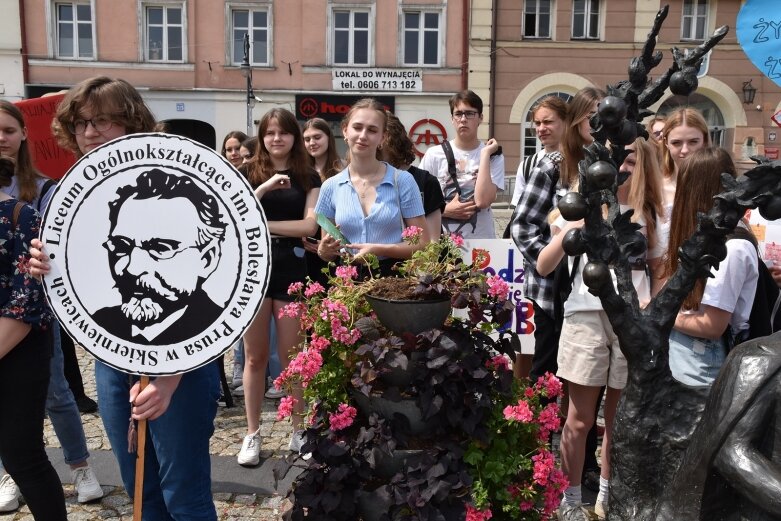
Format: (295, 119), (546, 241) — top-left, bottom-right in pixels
(19, 0), (29, 96)
(462, 0), (469, 89)
(488, 0), (498, 138)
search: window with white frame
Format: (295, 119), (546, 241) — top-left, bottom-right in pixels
(523, 0), (552, 39)
(681, 0), (708, 41)
(332, 8), (371, 65)
(402, 10), (441, 66)
(54, 2), (94, 59)
(231, 7), (270, 65)
(143, 3), (185, 62)
(571, 0), (599, 40)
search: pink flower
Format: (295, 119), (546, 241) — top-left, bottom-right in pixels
(328, 403), (357, 431)
(537, 402), (562, 440)
(276, 395), (297, 420)
(401, 225), (423, 244)
(304, 281), (325, 297)
(524, 387), (535, 399)
(543, 469), (568, 514)
(503, 399), (533, 423)
(532, 449), (556, 486)
(519, 500), (535, 512)
(279, 348), (324, 387)
(486, 275), (510, 301)
(535, 373), (563, 398)
(287, 281), (304, 295)
(309, 335), (331, 352)
(485, 355), (510, 371)
(449, 233), (465, 247)
(279, 301), (305, 319)
(334, 265), (358, 282)
(465, 504), (493, 521)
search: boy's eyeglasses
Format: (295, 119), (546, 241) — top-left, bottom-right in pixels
(452, 111), (479, 120)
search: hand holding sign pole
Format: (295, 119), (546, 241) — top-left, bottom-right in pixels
(38, 134), (270, 520)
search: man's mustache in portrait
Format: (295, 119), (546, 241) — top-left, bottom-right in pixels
(115, 272), (192, 324)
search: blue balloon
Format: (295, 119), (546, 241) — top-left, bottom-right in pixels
(737, 0), (781, 87)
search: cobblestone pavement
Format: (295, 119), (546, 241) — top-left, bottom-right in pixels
(0, 347), (294, 520)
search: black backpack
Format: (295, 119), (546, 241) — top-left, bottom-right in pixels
(726, 227), (781, 343)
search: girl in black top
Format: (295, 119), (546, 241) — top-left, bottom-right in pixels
(381, 111), (444, 239)
(237, 108), (320, 465)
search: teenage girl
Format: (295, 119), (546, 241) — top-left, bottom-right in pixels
(301, 118), (343, 285)
(221, 130), (248, 169)
(240, 136), (258, 164)
(537, 137), (662, 521)
(316, 98), (428, 273)
(381, 111), (445, 239)
(303, 117), (342, 180)
(661, 148), (757, 387)
(0, 158), (66, 520)
(560, 87), (605, 190)
(656, 108), (709, 254)
(0, 100), (103, 511)
(237, 108), (320, 465)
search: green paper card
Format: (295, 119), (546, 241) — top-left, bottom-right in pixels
(316, 213), (350, 244)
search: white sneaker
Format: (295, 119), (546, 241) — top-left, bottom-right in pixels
(237, 429), (261, 466)
(265, 386), (286, 399)
(0, 475), (20, 512)
(230, 364), (243, 389)
(72, 466), (104, 503)
(233, 385), (244, 397)
(289, 430), (306, 452)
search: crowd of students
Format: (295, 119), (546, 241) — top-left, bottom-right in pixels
(0, 75), (765, 520)
(511, 88), (761, 521)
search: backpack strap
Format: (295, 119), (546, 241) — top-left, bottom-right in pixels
(37, 178), (57, 213)
(11, 201), (24, 229)
(522, 152), (536, 183)
(441, 140), (462, 197)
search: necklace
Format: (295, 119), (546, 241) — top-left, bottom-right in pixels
(351, 163), (384, 199)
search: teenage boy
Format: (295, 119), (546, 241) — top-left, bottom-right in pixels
(419, 90), (504, 238)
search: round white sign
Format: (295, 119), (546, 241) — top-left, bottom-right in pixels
(40, 133), (270, 375)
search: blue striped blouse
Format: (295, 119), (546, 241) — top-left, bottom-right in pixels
(315, 162), (424, 245)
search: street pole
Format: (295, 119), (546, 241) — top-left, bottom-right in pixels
(240, 33), (255, 136)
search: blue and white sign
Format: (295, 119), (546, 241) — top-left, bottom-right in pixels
(737, 0), (781, 87)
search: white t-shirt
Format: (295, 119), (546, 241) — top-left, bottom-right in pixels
(419, 140), (504, 239)
(555, 207), (652, 315)
(510, 150), (543, 207)
(699, 237), (758, 332)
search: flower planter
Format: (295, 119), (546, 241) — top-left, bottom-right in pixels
(378, 350), (425, 388)
(374, 449), (424, 479)
(351, 391), (436, 436)
(365, 295), (451, 335)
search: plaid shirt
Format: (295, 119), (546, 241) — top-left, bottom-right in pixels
(510, 152), (563, 315)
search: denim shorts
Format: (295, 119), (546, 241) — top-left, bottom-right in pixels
(668, 329), (727, 387)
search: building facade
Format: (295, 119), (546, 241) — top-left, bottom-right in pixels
(18, 0), (467, 153)
(470, 0), (781, 196)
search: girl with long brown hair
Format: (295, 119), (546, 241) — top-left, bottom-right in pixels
(238, 108), (320, 465)
(662, 148), (757, 387)
(560, 87), (606, 189)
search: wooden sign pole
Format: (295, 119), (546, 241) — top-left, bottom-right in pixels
(132, 375), (150, 521)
